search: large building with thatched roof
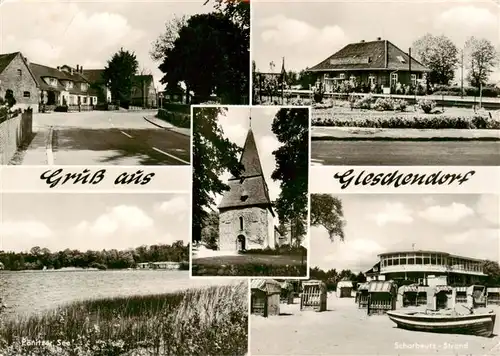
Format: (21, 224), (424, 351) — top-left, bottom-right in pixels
(307, 37), (430, 93)
(218, 124), (284, 252)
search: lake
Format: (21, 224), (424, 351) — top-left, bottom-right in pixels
(0, 270), (238, 317)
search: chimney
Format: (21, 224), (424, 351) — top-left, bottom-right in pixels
(76, 64), (79, 72)
(377, 37), (382, 41)
(385, 40), (388, 68)
(57, 66), (60, 71)
(70, 67), (74, 75)
(360, 40), (365, 43)
(80, 66), (83, 73)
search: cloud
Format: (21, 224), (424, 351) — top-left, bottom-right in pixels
(155, 196), (189, 221)
(418, 202), (474, 225)
(257, 14), (349, 70)
(75, 205), (154, 237)
(476, 195), (500, 226)
(434, 5), (499, 46)
(368, 202), (413, 226)
(0, 221), (53, 239)
(443, 228), (499, 261)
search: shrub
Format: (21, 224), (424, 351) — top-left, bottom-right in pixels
(417, 98), (436, 114)
(239, 246), (307, 256)
(54, 105), (68, 112)
(312, 113), (500, 130)
(394, 99), (408, 112)
(192, 263), (307, 277)
(161, 103), (190, 114)
(373, 97), (395, 111)
(313, 91), (323, 103)
(352, 94), (373, 109)
(157, 108), (190, 128)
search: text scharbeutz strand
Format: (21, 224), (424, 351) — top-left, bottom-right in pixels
(334, 169), (475, 190)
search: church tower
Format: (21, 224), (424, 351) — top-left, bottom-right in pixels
(218, 123), (276, 252)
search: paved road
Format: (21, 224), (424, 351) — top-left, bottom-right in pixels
(311, 141), (500, 166)
(17, 111), (190, 165)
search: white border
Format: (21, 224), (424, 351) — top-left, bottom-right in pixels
(189, 105), (312, 280)
(249, 0), (254, 105)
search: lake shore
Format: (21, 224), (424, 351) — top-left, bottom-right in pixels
(251, 293), (500, 355)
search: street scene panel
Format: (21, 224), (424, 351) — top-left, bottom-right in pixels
(251, 194), (500, 355)
(191, 106), (310, 277)
(0, 193), (248, 356)
(0, 0), (249, 165)
(252, 1), (500, 165)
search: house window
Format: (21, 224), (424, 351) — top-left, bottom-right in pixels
(239, 217), (244, 230)
(369, 75), (376, 86)
(81, 83), (87, 91)
(23, 91), (30, 98)
(82, 97), (87, 104)
(397, 55), (406, 63)
(17, 69), (22, 77)
(411, 74), (417, 86)
(339, 73), (345, 80)
(391, 72), (398, 86)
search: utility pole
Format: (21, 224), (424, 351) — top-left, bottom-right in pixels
(461, 49), (464, 98)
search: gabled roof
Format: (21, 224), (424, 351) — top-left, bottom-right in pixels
(365, 261), (381, 275)
(0, 52), (19, 74)
(82, 69), (106, 84)
(307, 39), (429, 72)
(29, 63), (68, 91)
(218, 127), (273, 213)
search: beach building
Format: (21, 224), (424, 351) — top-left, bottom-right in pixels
(251, 279), (282, 317)
(365, 250), (487, 287)
(218, 123), (290, 251)
(306, 38), (429, 94)
(336, 280), (354, 298)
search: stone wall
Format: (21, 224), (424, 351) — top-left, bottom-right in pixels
(0, 109), (33, 164)
(0, 53), (39, 108)
(219, 206), (272, 251)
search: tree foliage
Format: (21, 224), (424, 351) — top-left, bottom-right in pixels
(412, 34), (459, 85)
(201, 211), (220, 249)
(103, 48), (139, 108)
(271, 108), (309, 246)
(158, 13), (248, 104)
(464, 36), (498, 88)
(192, 107), (243, 243)
(309, 267), (365, 291)
(0, 242), (189, 271)
(310, 194), (346, 242)
(150, 15), (188, 62)
(204, 0), (250, 32)
(483, 260), (500, 286)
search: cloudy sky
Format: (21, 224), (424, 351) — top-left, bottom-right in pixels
(253, 0), (500, 83)
(0, 193), (190, 253)
(311, 194), (500, 273)
(0, 0), (216, 90)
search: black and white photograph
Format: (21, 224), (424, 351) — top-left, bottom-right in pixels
(0, 193), (248, 356)
(251, 193), (500, 355)
(191, 106), (310, 277)
(252, 0), (500, 166)
(0, 0), (249, 165)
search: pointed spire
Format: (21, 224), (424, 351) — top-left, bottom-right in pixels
(238, 128), (264, 178)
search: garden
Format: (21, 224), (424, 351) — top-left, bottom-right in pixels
(311, 94), (500, 130)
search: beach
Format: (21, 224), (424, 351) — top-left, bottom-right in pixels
(251, 293), (500, 355)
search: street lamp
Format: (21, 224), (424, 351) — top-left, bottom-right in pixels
(158, 92), (164, 109)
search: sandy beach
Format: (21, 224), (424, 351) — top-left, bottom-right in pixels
(251, 293), (500, 356)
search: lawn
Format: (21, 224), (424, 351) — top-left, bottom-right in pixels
(192, 253), (308, 277)
(0, 283), (248, 356)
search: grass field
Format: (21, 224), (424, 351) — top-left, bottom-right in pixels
(0, 282), (248, 356)
(192, 254), (308, 277)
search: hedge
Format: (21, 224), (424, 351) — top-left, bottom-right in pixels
(157, 108), (190, 128)
(239, 246), (307, 256)
(313, 114), (500, 129)
(191, 263), (307, 277)
(161, 103), (190, 114)
(431, 85), (500, 98)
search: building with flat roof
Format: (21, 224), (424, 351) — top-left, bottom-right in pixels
(365, 250), (487, 287)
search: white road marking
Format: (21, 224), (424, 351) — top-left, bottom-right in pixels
(46, 126), (54, 165)
(120, 131), (133, 139)
(152, 147), (189, 164)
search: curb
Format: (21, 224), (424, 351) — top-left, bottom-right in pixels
(311, 136), (500, 142)
(46, 126), (54, 165)
(143, 116), (190, 137)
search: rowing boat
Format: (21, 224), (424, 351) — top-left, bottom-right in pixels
(386, 310), (496, 337)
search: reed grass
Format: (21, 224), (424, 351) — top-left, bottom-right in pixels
(0, 282), (248, 356)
